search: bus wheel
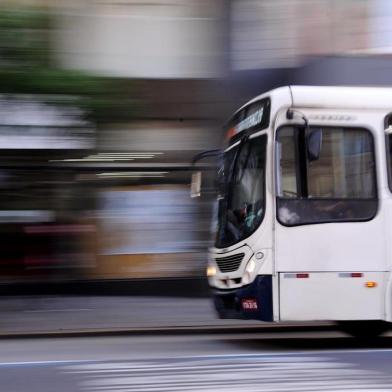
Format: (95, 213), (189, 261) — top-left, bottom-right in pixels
(338, 321), (390, 338)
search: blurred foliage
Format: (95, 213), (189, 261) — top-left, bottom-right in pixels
(0, 8), (51, 68)
(0, 7), (137, 124)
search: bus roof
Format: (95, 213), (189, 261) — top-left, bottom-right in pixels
(245, 85), (392, 111)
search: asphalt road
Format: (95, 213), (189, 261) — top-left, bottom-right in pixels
(2, 330), (392, 391)
(0, 295), (331, 335)
(0, 296), (263, 334)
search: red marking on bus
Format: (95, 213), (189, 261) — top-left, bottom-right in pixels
(241, 298), (258, 311)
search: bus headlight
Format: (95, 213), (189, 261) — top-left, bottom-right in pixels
(243, 259), (256, 285)
(207, 265), (217, 277)
(245, 259), (256, 274)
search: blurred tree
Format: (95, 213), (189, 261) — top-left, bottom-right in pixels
(0, 8), (51, 68)
(0, 7), (137, 124)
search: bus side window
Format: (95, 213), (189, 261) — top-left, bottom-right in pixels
(276, 126), (378, 226)
(276, 127), (300, 198)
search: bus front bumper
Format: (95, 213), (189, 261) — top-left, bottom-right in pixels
(212, 275), (273, 322)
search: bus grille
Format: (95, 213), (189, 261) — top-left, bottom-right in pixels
(215, 253), (245, 273)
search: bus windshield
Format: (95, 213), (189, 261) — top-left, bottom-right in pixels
(215, 134), (267, 248)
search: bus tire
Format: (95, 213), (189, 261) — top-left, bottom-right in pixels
(337, 320), (390, 338)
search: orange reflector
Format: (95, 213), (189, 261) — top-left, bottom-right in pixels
(365, 281), (377, 288)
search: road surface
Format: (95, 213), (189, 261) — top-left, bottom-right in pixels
(0, 296), (264, 334)
(2, 329), (392, 391)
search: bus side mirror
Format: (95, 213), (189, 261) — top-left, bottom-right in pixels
(190, 171), (202, 198)
(307, 128), (323, 161)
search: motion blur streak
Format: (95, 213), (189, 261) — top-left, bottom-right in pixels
(2, 0), (392, 285)
(70, 354), (392, 392)
(0, 1), (392, 391)
(2, 336), (392, 391)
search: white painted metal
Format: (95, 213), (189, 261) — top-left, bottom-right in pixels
(208, 244), (253, 290)
(274, 107), (388, 273)
(279, 272), (386, 321)
(246, 85), (392, 111)
(209, 85), (392, 322)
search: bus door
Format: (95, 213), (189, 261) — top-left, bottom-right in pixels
(274, 108), (387, 321)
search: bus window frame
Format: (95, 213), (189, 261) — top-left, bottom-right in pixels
(384, 113), (392, 193)
(275, 124), (379, 227)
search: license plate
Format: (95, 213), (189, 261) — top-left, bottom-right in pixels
(241, 298), (258, 311)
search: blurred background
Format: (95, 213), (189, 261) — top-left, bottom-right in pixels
(1, 0), (392, 289)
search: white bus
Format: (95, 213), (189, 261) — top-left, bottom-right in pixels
(194, 86), (392, 336)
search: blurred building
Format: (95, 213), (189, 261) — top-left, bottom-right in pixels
(0, 97), (96, 282)
(3, 0), (392, 282)
(229, 0), (392, 100)
(50, 1), (229, 279)
(54, 0), (226, 79)
(231, 0), (369, 70)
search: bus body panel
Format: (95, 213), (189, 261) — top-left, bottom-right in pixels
(273, 105), (390, 321)
(385, 272), (392, 322)
(274, 108), (388, 272)
(275, 215), (387, 273)
(279, 271), (386, 321)
(383, 200), (392, 321)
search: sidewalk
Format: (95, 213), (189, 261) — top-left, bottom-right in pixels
(0, 295), (332, 337)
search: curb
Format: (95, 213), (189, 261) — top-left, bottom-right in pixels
(0, 323), (335, 340)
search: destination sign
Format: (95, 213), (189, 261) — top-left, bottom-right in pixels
(226, 98), (270, 141)
(235, 108), (264, 133)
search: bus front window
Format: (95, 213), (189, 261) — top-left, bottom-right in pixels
(215, 135), (267, 248)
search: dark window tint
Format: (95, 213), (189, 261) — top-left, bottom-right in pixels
(215, 135), (267, 248)
(276, 126), (377, 226)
